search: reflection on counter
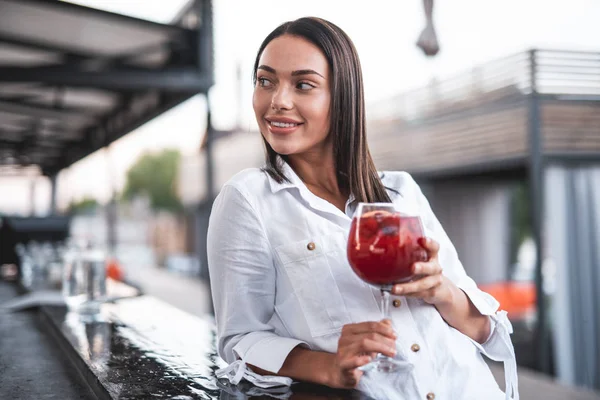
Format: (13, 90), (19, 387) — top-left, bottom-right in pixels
(42, 295), (373, 400)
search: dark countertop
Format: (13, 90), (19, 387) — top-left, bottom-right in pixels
(41, 296), (224, 399)
(0, 283), (91, 400)
(0, 280), (371, 400)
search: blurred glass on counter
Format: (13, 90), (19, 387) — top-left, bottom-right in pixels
(17, 241), (56, 290)
(62, 244), (107, 315)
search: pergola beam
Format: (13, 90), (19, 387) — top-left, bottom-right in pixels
(0, 66), (211, 92)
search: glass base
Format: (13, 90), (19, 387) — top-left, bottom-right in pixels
(359, 354), (413, 374)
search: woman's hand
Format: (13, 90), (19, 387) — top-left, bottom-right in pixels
(391, 237), (454, 306)
(390, 237), (491, 343)
(328, 320), (397, 389)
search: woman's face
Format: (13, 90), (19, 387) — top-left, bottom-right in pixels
(253, 34), (331, 157)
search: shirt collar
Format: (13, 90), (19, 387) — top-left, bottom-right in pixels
(268, 162), (399, 206)
(266, 159), (303, 194)
(266, 159), (353, 220)
(266, 159), (354, 199)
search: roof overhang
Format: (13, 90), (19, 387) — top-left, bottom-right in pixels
(0, 0), (213, 176)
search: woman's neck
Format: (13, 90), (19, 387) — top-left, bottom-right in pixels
(286, 148), (349, 211)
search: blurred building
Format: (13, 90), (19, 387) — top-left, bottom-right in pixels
(368, 49), (600, 390)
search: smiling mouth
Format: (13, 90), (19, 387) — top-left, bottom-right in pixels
(267, 120), (302, 128)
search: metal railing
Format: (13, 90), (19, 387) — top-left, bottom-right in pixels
(369, 49), (600, 122)
(535, 49), (600, 97)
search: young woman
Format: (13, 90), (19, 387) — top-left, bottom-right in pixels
(208, 17), (518, 400)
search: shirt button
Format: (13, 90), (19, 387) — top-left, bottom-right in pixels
(426, 393), (435, 400)
(411, 344), (421, 352)
(307, 242), (316, 251)
(392, 299), (401, 308)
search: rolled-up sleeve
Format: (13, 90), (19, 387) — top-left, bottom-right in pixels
(207, 184), (307, 375)
(408, 174), (519, 399)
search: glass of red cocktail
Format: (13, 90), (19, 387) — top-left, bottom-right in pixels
(347, 203), (427, 372)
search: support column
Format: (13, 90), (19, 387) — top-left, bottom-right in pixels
(197, 0), (214, 86)
(29, 177), (36, 216)
(198, 101), (215, 282)
(528, 49), (550, 374)
(205, 106), (215, 200)
(49, 173), (58, 215)
(105, 146), (117, 254)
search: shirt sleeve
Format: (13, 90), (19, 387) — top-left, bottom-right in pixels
(207, 184), (308, 377)
(407, 174), (520, 399)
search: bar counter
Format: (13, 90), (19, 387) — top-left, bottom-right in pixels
(0, 280), (370, 399)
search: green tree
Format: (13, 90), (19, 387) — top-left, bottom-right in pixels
(122, 149), (182, 212)
(67, 197), (99, 215)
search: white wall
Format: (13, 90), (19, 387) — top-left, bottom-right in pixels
(425, 179), (513, 284)
(178, 131), (264, 206)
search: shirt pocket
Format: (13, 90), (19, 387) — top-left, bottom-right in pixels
(275, 233), (352, 337)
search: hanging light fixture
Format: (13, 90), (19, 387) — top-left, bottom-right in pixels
(416, 0), (439, 56)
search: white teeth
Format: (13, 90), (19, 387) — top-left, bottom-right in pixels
(270, 121), (298, 128)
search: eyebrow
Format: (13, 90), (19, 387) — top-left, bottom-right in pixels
(257, 65), (324, 78)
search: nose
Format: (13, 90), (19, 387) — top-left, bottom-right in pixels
(271, 84), (293, 111)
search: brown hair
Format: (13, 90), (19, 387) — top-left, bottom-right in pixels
(253, 17), (392, 203)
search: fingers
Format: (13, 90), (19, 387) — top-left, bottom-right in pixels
(339, 331), (397, 353)
(339, 354), (372, 370)
(336, 320), (398, 388)
(392, 274), (443, 296)
(412, 260), (442, 276)
(341, 320), (396, 339)
(418, 237), (440, 258)
(349, 337), (397, 358)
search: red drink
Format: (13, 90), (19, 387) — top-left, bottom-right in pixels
(347, 211), (427, 286)
(346, 204), (426, 373)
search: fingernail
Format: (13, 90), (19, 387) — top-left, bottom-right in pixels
(394, 286), (403, 294)
(413, 263), (421, 274)
(390, 347), (396, 355)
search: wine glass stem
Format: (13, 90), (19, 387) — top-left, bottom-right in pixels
(381, 286), (392, 321)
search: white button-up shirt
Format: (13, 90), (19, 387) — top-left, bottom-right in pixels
(207, 162), (519, 400)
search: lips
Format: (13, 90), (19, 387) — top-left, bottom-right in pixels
(265, 117), (303, 134)
(269, 121), (299, 128)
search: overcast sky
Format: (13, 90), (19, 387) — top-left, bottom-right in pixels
(1, 0), (599, 214)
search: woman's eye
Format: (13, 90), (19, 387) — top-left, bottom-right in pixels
(297, 82), (314, 90)
(257, 77), (272, 87)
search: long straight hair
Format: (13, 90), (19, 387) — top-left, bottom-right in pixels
(253, 17), (391, 204)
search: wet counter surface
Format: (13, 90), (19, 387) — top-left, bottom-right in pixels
(1, 280), (371, 400)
